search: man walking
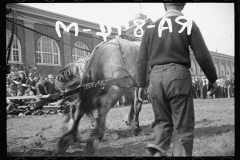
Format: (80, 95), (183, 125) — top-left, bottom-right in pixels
(136, 3), (217, 156)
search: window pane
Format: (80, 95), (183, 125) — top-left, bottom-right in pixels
(6, 29), (21, 62)
(38, 36), (60, 64)
(43, 53), (46, 63)
(54, 55), (58, 64)
(37, 52), (41, 63)
(72, 41), (89, 62)
(49, 53), (52, 63)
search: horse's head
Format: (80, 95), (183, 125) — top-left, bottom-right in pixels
(55, 61), (85, 91)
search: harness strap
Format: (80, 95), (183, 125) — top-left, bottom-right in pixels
(115, 37), (136, 84)
(59, 74), (133, 99)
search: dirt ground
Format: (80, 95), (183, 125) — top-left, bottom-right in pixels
(7, 98), (234, 157)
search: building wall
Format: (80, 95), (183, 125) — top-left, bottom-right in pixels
(191, 54), (234, 78)
(6, 5), (234, 79)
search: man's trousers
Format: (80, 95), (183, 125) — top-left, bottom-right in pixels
(148, 63), (194, 156)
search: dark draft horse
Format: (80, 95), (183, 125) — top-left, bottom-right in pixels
(54, 58), (95, 135)
(55, 37), (149, 155)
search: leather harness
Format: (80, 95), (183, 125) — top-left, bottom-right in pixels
(58, 36), (138, 100)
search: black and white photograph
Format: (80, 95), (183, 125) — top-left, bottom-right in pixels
(6, 2), (235, 157)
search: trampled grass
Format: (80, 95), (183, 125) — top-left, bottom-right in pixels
(7, 98), (234, 157)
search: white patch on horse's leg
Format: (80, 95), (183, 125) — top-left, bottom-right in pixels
(67, 118), (74, 131)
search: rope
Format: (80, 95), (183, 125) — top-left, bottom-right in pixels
(6, 10), (18, 64)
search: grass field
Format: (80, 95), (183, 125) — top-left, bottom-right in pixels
(7, 98), (234, 157)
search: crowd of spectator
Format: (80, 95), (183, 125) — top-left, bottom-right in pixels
(191, 73), (235, 99)
(6, 66), (60, 114)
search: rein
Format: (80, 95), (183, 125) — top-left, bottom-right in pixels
(59, 74), (134, 99)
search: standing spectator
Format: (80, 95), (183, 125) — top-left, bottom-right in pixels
(202, 76), (208, 99)
(36, 77), (47, 95)
(216, 76), (221, 98)
(192, 77), (197, 99)
(199, 76), (204, 99)
(220, 76), (225, 98)
(26, 73), (37, 95)
(194, 76), (199, 98)
(43, 74), (59, 95)
(228, 76), (232, 98)
(232, 73), (235, 97)
(136, 3), (217, 156)
(225, 76), (230, 98)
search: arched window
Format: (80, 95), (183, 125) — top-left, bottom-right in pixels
(36, 36), (61, 65)
(72, 41), (90, 62)
(214, 64), (219, 76)
(190, 59), (196, 74)
(220, 65), (225, 76)
(6, 29), (22, 63)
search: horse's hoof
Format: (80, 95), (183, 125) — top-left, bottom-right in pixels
(132, 127), (142, 136)
(125, 121), (131, 126)
(56, 134), (74, 155)
(85, 139), (100, 155)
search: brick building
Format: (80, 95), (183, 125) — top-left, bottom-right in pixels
(6, 3), (234, 78)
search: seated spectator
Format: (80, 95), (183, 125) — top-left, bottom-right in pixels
(17, 81), (26, 96)
(6, 91), (24, 113)
(33, 67), (39, 78)
(18, 71), (27, 84)
(23, 90), (31, 104)
(8, 67), (16, 79)
(8, 81), (18, 97)
(44, 74), (59, 95)
(26, 73), (37, 95)
(36, 77), (47, 95)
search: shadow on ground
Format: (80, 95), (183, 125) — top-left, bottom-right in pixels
(194, 124), (234, 138)
(7, 124), (234, 157)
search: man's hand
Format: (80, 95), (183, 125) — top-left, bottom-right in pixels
(207, 81), (218, 96)
(138, 87), (145, 102)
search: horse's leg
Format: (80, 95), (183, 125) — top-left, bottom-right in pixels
(126, 99), (134, 126)
(85, 86), (127, 155)
(56, 100), (84, 154)
(124, 89), (133, 126)
(58, 94), (79, 134)
(130, 87), (143, 136)
(61, 105), (71, 134)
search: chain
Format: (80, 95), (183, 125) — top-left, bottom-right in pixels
(83, 80), (105, 90)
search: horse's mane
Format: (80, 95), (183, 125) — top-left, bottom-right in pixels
(55, 62), (82, 90)
(120, 34), (142, 42)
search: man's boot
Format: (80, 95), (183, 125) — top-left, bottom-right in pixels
(146, 123), (172, 156)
